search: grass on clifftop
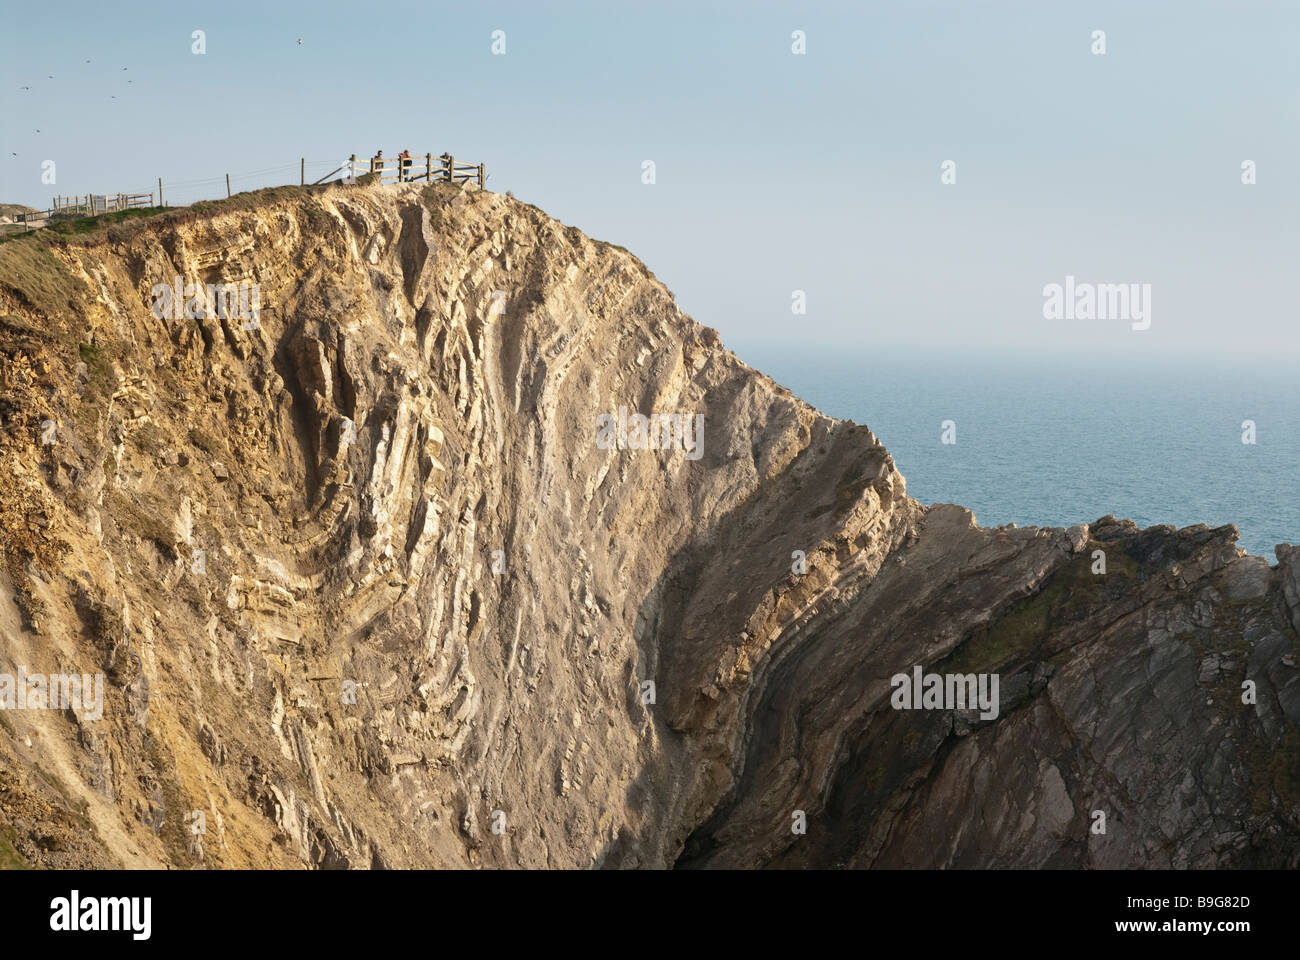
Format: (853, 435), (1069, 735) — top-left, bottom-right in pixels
(0, 207), (166, 246)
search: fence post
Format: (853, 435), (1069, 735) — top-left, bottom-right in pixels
(301, 158), (305, 186)
(226, 173), (231, 198)
(158, 178), (163, 207)
(368, 153), (374, 176)
(426, 153), (432, 182)
(478, 163), (484, 188)
(447, 154), (454, 183)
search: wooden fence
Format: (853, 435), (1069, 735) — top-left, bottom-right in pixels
(313, 153), (485, 188)
(15, 192), (154, 227)
(7, 150), (487, 235)
(52, 193), (153, 216)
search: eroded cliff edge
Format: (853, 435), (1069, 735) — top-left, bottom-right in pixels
(0, 181), (1296, 869)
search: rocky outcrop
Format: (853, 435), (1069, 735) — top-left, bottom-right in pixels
(0, 181), (1296, 869)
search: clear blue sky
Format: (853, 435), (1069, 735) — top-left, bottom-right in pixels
(3, 0), (1296, 356)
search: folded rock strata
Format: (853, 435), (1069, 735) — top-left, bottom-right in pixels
(0, 181), (1295, 869)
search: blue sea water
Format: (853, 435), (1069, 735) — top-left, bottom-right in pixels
(732, 344), (1299, 560)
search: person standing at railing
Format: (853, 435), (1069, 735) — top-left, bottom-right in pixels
(400, 149), (412, 182)
(439, 152), (452, 181)
(371, 149), (384, 176)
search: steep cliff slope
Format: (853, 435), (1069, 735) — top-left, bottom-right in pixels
(0, 181), (1297, 869)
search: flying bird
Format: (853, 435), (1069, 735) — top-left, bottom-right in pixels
(19, 86), (30, 91)
(297, 38), (302, 45)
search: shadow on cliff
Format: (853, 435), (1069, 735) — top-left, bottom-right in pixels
(592, 409), (901, 868)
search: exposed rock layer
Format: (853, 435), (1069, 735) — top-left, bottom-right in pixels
(0, 182), (1296, 869)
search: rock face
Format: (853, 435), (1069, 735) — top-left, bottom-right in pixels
(0, 181), (1296, 869)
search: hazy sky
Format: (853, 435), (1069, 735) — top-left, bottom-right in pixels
(3, 0), (1296, 356)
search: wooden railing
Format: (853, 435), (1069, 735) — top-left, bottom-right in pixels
(314, 153), (485, 188)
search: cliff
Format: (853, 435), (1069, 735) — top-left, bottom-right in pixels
(0, 180), (1296, 869)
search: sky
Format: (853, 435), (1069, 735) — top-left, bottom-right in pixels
(2, 0), (1296, 357)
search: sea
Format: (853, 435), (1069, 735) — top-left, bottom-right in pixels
(731, 343), (1298, 561)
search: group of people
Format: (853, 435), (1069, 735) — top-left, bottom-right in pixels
(369, 149), (454, 183)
